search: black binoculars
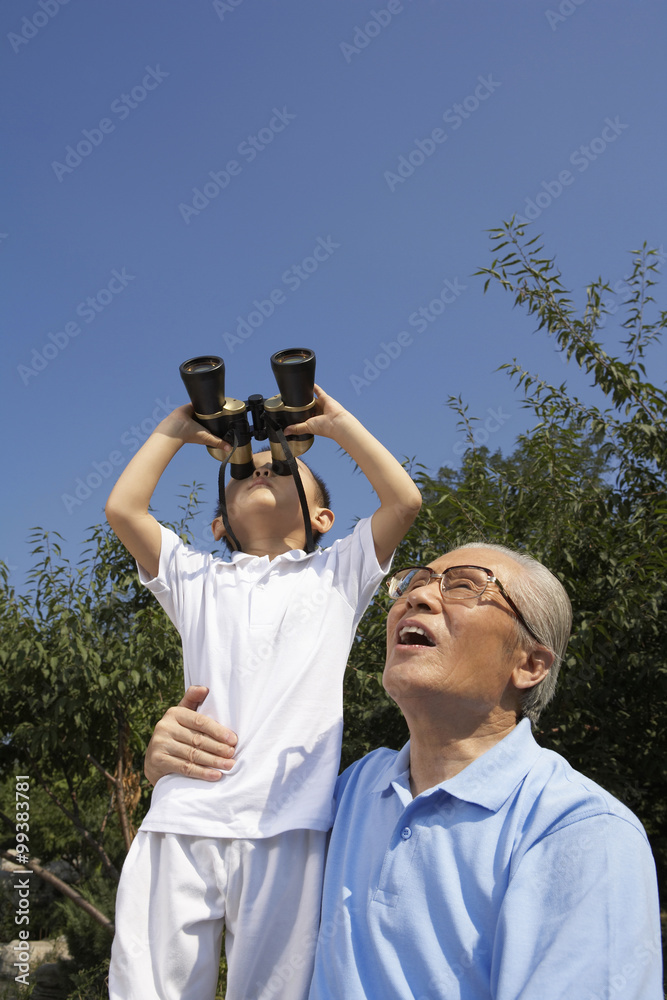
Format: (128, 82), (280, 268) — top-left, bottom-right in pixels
(179, 348), (317, 479)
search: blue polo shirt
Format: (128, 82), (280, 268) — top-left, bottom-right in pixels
(308, 719), (662, 1000)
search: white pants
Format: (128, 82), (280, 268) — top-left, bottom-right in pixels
(108, 829), (326, 1000)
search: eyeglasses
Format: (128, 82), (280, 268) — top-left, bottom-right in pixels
(385, 564), (541, 644)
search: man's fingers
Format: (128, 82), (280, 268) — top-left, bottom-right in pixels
(180, 761), (225, 781)
(178, 685), (209, 712)
(182, 743), (234, 773)
(176, 728), (236, 761)
(185, 710), (238, 748)
(147, 749), (225, 785)
(145, 735), (232, 785)
(170, 689), (238, 747)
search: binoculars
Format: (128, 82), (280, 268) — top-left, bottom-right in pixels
(179, 348), (317, 479)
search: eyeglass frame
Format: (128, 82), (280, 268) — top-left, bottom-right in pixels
(385, 564), (542, 645)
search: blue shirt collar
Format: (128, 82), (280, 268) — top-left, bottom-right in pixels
(375, 719), (542, 813)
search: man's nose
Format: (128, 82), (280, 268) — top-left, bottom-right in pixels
(404, 581), (441, 610)
(253, 466), (272, 478)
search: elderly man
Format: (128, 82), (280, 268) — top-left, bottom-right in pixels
(145, 543), (663, 999)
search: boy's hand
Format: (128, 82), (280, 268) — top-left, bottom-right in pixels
(285, 383), (421, 566)
(144, 686), (238, 785)
(283, 384), (353, 441)
(105, 405), (230, 580)
(159, 404), (231, 454)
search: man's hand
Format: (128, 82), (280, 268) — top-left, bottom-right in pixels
(144, 686), (238, 786)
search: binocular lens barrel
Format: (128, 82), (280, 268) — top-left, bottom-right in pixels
(179, 356), (226, 418)
(270, 349), (316, 408)
(179, 356), (233, 452)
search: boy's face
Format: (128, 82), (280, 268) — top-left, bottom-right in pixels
(212, 452), (331, 547)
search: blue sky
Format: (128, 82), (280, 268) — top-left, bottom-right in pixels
(2, 0), (666, 587)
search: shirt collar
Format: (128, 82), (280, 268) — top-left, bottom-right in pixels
(373, 719), (542, 813)
(228, 545), (322, 567)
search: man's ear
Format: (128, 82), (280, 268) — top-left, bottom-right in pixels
(511, 645), (554, 691)
(310, 507), (335, 538)
(211, 517), (226, 541)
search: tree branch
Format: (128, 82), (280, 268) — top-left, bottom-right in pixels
(26, 755), (119, 882)
(0, 850), (114, 936)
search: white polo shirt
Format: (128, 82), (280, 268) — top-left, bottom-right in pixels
(138, 516), (388, 839)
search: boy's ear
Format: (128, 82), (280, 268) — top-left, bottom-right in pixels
(211, 517), (226, 541)
(310, 506), (334, 537)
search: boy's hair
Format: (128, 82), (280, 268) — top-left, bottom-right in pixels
(215, 449), (332, 547)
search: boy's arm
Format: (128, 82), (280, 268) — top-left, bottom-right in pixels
(285, 384), (421, 565)
(105, 405), (228, 578)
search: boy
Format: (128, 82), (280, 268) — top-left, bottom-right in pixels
(106, 382), (421, 1000)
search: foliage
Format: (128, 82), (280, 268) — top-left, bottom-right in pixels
(0, 493), (203, 974)
(63, 959), (109, 1000)
(57, 873), (118, 971)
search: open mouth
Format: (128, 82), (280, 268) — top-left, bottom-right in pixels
(398, 625), (435, 647)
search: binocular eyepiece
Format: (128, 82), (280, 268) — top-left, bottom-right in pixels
(179, 348), (316, 479)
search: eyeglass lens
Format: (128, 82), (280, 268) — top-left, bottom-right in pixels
(388, 566), (491, 600)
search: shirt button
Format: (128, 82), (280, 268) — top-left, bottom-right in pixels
(400, 827), (412, 840)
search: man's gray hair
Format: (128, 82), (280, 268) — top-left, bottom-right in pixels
(450, 542), (572, 724)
